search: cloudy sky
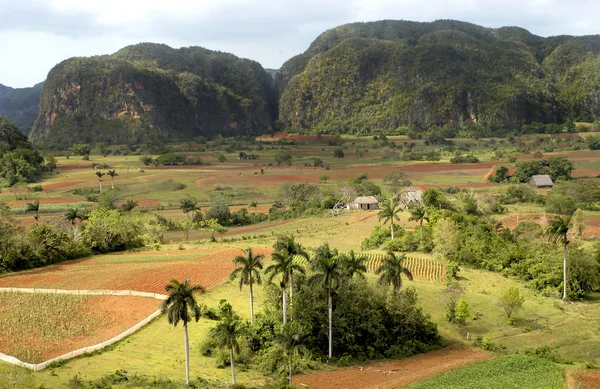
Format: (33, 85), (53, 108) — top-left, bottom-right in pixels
(1, 0), (599, 88)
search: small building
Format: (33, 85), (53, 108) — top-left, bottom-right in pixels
(347, 196), (380, 210)
(529, 175), (553, 188)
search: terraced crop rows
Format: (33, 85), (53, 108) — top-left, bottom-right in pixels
(294, 252), (445, 282)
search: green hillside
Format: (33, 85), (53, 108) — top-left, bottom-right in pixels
(0, 82), (43, 134)
(277, 20), (600, 134)
(29, 43), (277, 147)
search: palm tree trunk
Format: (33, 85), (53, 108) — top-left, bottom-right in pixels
(111, 178), (115, 189)
(282, 286), (288, 324)
(249, 282), (254, 325)
(391, 222), (394, 240)
(184, 323), (190, 386)
(230, 347), (236, 385)
(289, 271), (293, 303)
(289, 355), (293, 386)
(328, 289), (333, 360)
(99, 180), (103, 193)
(563, 243), (568, 300)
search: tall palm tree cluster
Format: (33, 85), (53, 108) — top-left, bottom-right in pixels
(162, 235), (413, 386)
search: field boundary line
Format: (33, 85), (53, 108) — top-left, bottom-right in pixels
(0, 288), (167, 371)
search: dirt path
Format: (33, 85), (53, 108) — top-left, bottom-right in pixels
(294, 346), (490, 389)
(483, 165), (496, 182)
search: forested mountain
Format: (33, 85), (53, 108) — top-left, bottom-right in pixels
(29, 43), (278, 147)
(277, 20), (600, 134)
(0, 82), (43, 134)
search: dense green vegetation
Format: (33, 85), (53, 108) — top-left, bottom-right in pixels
(0, 82), (42, 133)
(30, 43), (277, 148)
(361, 186), (600, 300)
(0, 202), (164, 273)
(278, 20), (600, 135)
(0, 117), (45, 186)
(407, 355), (564, 389)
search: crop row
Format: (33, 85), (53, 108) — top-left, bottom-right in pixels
(292, 252), (446, 282)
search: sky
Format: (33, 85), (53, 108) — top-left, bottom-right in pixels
(1, 0), (600, 88)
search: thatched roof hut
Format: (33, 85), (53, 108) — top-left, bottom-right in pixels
(528, 175), (553, 188)
(347, 196), (380, 210)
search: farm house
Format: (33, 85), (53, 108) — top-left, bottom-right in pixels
(528, 175), (553, 188)
(347, 196), (380, 210)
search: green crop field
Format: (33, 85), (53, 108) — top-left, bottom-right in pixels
(406, 355), (565, 389)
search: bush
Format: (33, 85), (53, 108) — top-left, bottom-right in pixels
(450, 154), (479, 163)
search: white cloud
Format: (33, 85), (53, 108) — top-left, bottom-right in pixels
(0, 0), (599, 87)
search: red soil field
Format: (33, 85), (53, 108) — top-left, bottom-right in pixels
(574, 371), (600, 388)
(0, 248), (273, 294)
(294, 346), (490, 389)
(0, 295), (158, 361)
(42, 180), (88, 190)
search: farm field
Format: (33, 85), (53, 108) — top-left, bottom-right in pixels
(295, 346), (491, 389)
(405, 354), (565, 389)
(0, 292), (158, 363)
(0, 247), (272, 293)
(0, 131), (599, 388)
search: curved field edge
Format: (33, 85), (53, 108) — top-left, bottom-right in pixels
(405, 355), (565, 389)
(0, 290), (162, 367)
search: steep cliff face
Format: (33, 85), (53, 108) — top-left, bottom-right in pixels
(30, 43), (277, 147)
(278, 20), (600, 133)
(0, 83), (43, 134)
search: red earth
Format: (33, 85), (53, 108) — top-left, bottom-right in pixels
(42, 180), (88, 190)
(574, 371), (600, 388)
(0, 248), (273, 294)
(294, 346), (490, 389)
(0, 295), (159, 362)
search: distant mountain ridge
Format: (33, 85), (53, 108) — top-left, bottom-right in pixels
(29, 43), (277, 147)
(0, 82), (43, 134)
(277, 19), (600, 133)
(16, 19), (600, 145)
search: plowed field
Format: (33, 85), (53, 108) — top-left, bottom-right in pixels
(0, 293), (158, 363)
(294, 347), (490, 389)
(0, 248), (273, 294)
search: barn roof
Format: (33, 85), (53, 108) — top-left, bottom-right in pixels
(529, 175), (553, 187)
(353, 196), (380, 204)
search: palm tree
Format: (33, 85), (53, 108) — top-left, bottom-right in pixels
(339, 250), (366, 279)
(229, 248), (264, 324)
(265, 248), (304, 324)
(377, 196), (402, 239)
(107, 170), (118, 189)
(161, 279), (205, 386)
(310, 243), (343, 360)
(120, 199), (138, 212)
(95, 171), (105, 193)
(408, 205), (429, 242)
(25, 200), (40, 222)
(180, 198), (200, 220)
(210, 307), (244, 386)
(275, 322), (307, 387)
(273, 235), (309, 302)
(376, 250), (413, 295)
(545, 216), (571, 300)
(64, 208), (81, 225)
